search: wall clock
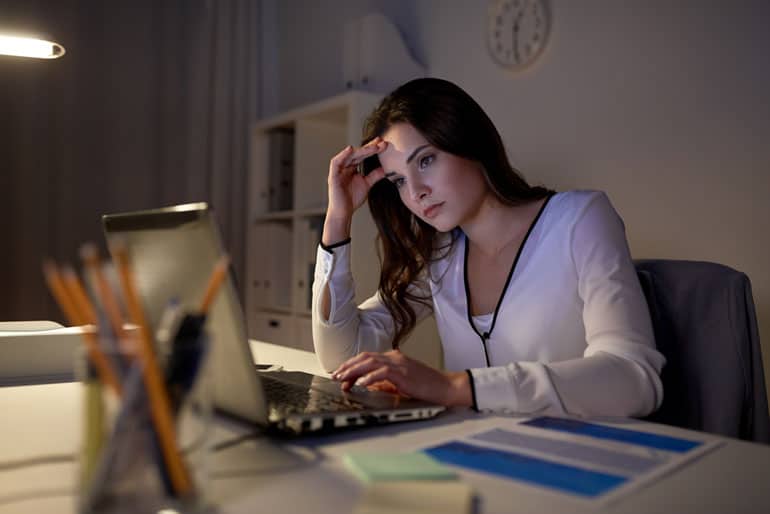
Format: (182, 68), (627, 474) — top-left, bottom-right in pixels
(487, 0), (550, 71)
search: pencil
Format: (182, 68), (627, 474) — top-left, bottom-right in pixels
(199, 254), (230, 314)
(42, 260), (123, 396)
(80, 243), (132, 357)
(61, 266), (98, 325)
(62, 266), (126, 395)
(109, 240), (193, 496)
(42, 259), (81, 323)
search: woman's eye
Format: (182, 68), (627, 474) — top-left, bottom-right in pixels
(392, 177), (406, 188)
(418, 154), (434, 170)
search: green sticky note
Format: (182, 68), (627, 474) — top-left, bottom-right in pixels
(355, 482), (474, 514)
(343, 452), (457, 483)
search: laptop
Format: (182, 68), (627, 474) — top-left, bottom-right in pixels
(101, 202), (445, 435)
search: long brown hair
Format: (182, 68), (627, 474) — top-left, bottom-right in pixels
(362, 78), (553, 348)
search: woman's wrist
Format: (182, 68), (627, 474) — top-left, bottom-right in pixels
(444, 371), (473, 407)
(322, 212), (352, 247)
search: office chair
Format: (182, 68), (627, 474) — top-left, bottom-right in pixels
(635, 259), (770, 443)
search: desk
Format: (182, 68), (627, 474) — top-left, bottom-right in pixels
(1, 341), (769, 514)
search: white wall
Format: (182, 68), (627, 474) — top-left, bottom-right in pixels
(272, 0), (422, 114)
(273, 1), (770, 390)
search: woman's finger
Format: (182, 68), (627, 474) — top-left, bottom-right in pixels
(332, 355), (362, 379)
(354, 364), (409, 393)
(340, 364), (392, 392)
(332, 351), (380, 378)
(353, 365), (391, 387)
(337, 355), (390, 383)
(334, 348), (406, 380)
(363, 166), (386, 186)
(330, 145), (355, 171)
(341, 139), (387, 170)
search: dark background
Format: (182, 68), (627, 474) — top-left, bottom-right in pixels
(0, 0), (258, 322)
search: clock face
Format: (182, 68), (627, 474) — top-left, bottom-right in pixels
(487, 0), (550, 70)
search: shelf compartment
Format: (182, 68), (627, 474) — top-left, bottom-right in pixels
(293, 118), (347, 211)
(293, 215), (325, 314)
(246, 220), (292, 312)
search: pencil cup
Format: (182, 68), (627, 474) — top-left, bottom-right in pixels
(75, 335), (213, 514)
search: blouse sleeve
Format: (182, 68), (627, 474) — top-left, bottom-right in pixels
(469, 192), (666, 417)
(311, 242), (432, 372)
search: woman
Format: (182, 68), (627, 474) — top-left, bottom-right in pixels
(311, 78), (664, 416)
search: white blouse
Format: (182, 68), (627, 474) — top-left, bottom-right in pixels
(311, 190), (666, 417)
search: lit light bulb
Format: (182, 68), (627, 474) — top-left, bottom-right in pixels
(0, 34), (66, 59)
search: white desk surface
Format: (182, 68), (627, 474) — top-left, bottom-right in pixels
(1, 340), (769, 514)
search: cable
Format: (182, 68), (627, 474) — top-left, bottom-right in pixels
(0, 488), (75, 507)
(208, 432), (325, 480)
(209, 448), (322, 480)
(211, 430), (266, 452)
(0, 453), (76, 472)
(0, 440), (322, 502)
(0, 453), (77, 506)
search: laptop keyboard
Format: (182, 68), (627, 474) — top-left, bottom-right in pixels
(260, 374), (367, 415)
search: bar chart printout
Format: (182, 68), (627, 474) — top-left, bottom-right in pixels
(424, 416), (721, 503)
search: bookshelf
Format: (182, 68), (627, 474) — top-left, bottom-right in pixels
(245, 91), (381, 352)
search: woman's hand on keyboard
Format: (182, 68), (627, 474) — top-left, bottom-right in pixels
(331, 349), (472, 407)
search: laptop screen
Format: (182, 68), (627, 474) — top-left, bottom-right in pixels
(102, 203), (268, 424)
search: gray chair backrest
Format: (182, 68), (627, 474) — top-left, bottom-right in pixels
(635, 259), (769, 443)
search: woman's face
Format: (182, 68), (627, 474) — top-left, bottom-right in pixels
(378, 122), (491, 232)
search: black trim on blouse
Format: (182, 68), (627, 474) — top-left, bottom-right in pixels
(465, 369), (479, 411)
(320, 237), (351, 254)
(463, 193), (554, 366)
